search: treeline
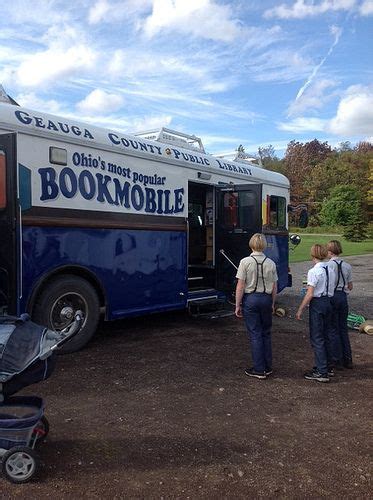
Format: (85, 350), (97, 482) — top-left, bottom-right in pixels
(257, 140), (373, 240)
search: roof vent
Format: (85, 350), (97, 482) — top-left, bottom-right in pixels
(135, 127), (205, 153)
(214, 145), (262, 167)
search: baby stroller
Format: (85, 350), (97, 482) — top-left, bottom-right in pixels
(0, 311), (82, 483)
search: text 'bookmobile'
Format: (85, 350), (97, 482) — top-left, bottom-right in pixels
(0, 102), (291, 352)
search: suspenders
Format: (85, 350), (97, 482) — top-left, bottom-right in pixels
(250, 255), (268, 293)
(334, 260), (346, 291)
(321, 265), (329, 297)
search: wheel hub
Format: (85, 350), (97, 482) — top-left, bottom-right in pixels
(60, 306), (74, 321)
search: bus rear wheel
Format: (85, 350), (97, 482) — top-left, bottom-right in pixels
(33, 275), (100, 354)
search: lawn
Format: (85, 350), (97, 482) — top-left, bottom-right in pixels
(289, 234), (373, 263)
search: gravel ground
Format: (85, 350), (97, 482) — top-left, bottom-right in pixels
(1, 255), (372, 499)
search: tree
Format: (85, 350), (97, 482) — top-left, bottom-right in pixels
(342, 212), (368, 242)
(305, 147), (372, 215)
(319, 185), (364, 226)
(355, 141), (373, 154)
(257, 144), (285, 174)
(283, 139), (332, 202)
(336, 141), (352, 152)
(258, 144), (276, 164)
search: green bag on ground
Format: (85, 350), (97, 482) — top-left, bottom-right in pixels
(347, 313), (366, 330)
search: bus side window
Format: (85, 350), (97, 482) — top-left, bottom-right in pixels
(223, 192), (238, 227)
(239, 191), (256, 228)
(269, 195), (286, 228)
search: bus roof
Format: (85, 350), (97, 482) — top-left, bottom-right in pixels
(0, 102), (289, 189)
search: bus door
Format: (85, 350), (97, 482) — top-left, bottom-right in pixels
(0, 133), (19, 315)
(215, 184), (262, 294)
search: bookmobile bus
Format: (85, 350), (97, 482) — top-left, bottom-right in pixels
(0, 102), (291, 352)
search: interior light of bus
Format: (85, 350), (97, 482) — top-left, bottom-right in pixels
(0, 151), (6, 209)
(49, 146), (67, 165)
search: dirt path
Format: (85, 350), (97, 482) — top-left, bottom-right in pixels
(2, 256), (372, 498)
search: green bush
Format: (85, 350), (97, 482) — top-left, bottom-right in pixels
(342, 213), (368, 242)
(320, 185), (363, 226)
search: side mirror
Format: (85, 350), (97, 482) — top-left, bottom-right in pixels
(290, 234), (301, 247)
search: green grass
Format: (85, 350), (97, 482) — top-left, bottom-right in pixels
(290, 225), (344, 234)
(289, 235), (373, 263)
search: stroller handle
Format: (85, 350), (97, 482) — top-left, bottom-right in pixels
(51, 310), (84, 350)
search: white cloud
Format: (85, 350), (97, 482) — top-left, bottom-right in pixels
(288, 79), (338, 116)
(246, 49), (312, 83)
(291, 25), (342, 108)
(106, 48), (236, 96)
(88, 0), (151, 24)
(56, 110), (171, 134)
(15, 92), (63, 114)
(88, 0), (111, 24)
(278, 116), (327, 132)
(280, 85), (373, 137)
(77, 89), (124, 114)
(12, 26), (97, 88)
(16, 45), (96, 88)
(131, 114), (172, 132)
(143, 0), (241, 42)
(0, 0), (71, 26)
(264, 0), (356, 19)
(359, 0), (373, 15)
(328, 85), (373, 136)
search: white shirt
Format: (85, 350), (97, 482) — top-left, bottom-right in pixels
(307, 261), (336, 297)
(328, 257), (352, 293)
(236, 251), (278, 294)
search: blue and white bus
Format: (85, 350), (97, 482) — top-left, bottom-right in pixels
(0, 102), (291, 352)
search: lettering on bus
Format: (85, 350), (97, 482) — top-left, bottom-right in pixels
(14, 110), (95, 140)
(71, 152), (166, 187)
(215, 158), (252, 176)
(107, 133), (211, 167)
(38, 167), (184, 215)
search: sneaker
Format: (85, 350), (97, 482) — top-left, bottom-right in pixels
(304, 369), (330, 383)
(245, 368), (267, 379)
(343, 360), (353, 369)
(265, 369), (273, 376)
(328, 368), (335, 377)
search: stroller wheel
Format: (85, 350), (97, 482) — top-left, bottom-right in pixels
(2, 446), (39, 483)
(33, 415), (50, 446)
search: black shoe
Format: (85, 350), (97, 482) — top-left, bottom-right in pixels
(304, 369), (330, 383)
(343, 359), (353, 369)
(265, 369), (273, 376)
(328, 368), (335, 377)
(245, 368), (267, 379)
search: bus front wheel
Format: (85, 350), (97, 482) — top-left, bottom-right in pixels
(33, 275), (100, 354)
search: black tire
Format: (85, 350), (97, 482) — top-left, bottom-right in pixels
(2, 446), (39, 484)
(33, 274), (100, 353)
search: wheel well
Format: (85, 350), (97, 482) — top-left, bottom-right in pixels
(28, 266), (106, 314)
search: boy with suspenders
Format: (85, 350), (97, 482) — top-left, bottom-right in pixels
(327, 240), (353, 369)
(296, 244), (336, 382)
(235, 233), (278, 379)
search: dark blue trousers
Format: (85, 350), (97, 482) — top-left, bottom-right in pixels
(309, 296), (333, 375)
(243, 292), (272, 373)
(330, 291), (352, 364)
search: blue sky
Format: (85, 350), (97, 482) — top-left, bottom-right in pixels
(0, 0), (372, 156)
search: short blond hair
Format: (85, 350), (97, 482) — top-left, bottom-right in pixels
(249, 233), (267, 252)
(310, 244), (328, 260)
(327, 240), (342, 255)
